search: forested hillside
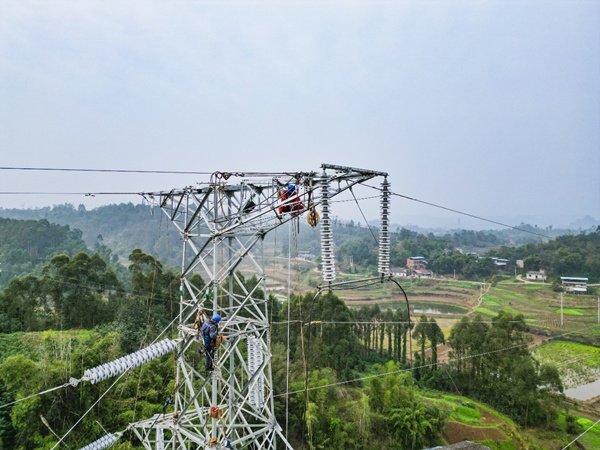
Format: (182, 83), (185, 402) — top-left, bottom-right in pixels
(0, 204), (182, 269)
(2, 203), (596, 283)
(0, 258), (593, 449)
(1, 206), (599, 296)
(0, 209), (599, 448)
(0, 218), (87, 287)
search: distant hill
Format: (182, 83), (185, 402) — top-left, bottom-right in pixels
(0, 217), (87, 286)
(1, 203), (598, 286)
(0, 203), (182, 268)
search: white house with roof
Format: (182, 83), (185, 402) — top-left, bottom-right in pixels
(561, 277), (588, 293)
(526, 270), (546, 281)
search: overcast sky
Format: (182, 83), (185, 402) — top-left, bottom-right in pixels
(1, 1), (598, 229)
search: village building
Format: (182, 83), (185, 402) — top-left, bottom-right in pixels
(406, 256), (427, 270)
(391, 266), (409, 277)
(406, 256), (432, 278)
(526, 270), (546, 281)
(491, 257), (509, 268)
(561, 277), (588, 293)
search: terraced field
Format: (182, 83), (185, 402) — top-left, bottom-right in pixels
(422, 392), (600, 449)
(260, 256), (599, 345)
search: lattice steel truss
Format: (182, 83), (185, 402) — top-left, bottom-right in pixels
(129, 164), (387, 449)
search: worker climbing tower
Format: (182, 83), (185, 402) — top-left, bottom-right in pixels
(127, 164), (387, 449)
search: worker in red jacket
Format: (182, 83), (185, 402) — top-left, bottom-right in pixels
(278, 184), (304, 215)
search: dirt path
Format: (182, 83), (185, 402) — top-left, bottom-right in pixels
(466, 282), (492, 315)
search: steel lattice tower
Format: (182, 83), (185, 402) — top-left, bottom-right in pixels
(129, 164), (387, 450)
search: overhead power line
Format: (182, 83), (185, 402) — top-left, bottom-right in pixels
(0, 191), (142, 196)
(0, 166), (553, 239)
(0, 166), (213, 175)
(364, 183), (552, 240)
(0, 166), (308, 177)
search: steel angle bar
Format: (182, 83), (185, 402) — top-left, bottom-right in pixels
(160, 203), (187, 235)
(229, 271), (265, 307)
(184, 189), (212, 233)
(177, 414), (208, 437)
(175, 426), (205, 446)
(175, 371), (216, 423)
(224, 292), (268, 324)
(219, 275), (265, 312)
(321, 163), (388, 177)
(217, 237), (262, 280)
(227, 361), (270, 419)
(177, 361), (204, 402)
(131, 413), (174, 430)
(176, 360), (201, 408)
(181, 277), (206, 302)
(132, 428), (154, 450)
(157, 192), (179, 215)
(181, 359), (206, 386)
(276, 426), (295, 450)
(163, 191), (186, 222)
(229, 429), (267, 448)
(223, 317), (270, 335)
(216, 198), (282, 237)
(234, 237), (264, 272)
(220, 234), (262, 272)
(227, 422), (275, 448)
(182, 238), (214, 278)
(324, 175), (378, 200)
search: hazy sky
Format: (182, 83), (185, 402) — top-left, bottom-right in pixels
(1, 1), (598, 229)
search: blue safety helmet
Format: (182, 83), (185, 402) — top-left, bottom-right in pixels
(287, 184), (296, 193)
(212, 314), (221, 323)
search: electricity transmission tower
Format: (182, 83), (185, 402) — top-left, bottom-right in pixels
(127, 164), (389, 449)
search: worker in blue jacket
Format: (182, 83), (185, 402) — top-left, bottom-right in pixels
(201, 314), (221, 371)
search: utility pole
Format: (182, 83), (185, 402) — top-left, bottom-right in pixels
(129, 164), (387, 449)
(560, 292), (564, 327)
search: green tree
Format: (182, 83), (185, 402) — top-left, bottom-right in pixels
(41, 252), (121, 329)
(0, 274), (44, 332)
(412, 315), (429, 377)
(426, 318), (445, 369)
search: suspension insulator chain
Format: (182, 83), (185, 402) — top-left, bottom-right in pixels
(78, 433), (119, 450)
(83, 339), (178, 384)
(320, 171), (335, 282)
(378, 177), (391, 276)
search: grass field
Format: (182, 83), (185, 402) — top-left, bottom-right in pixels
(421, 390), (600, 449)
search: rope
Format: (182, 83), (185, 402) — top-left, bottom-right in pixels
(361, 183), (551, 240)
(0, 383), (71, 410)
(348, 186), (378, 245)
(561, 417), (600, 450)
(50, 372), (127, 450)
(285, 220), (292, 439)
